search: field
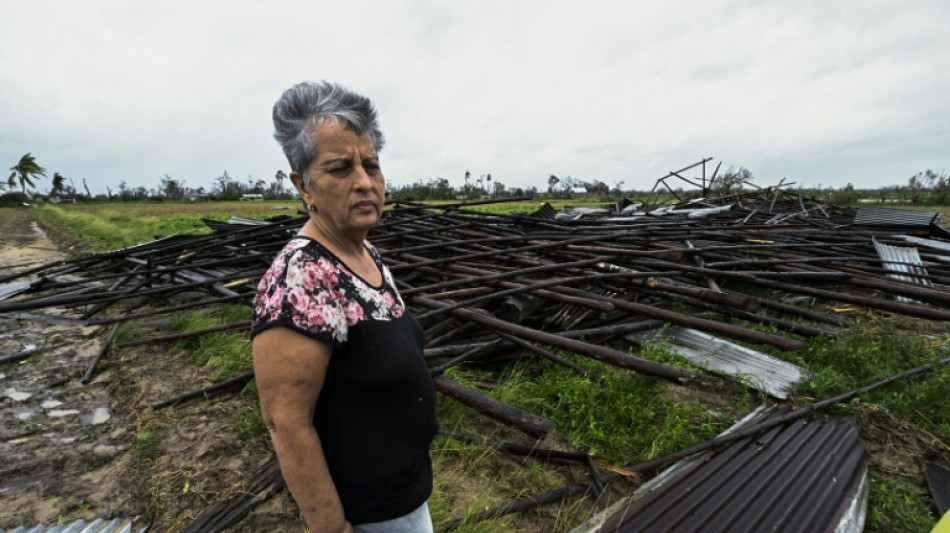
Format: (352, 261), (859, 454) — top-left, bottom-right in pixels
(2, 199), (949, 531)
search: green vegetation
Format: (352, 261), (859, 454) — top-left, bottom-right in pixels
(135, 431), (160, 456)
(7, 152), (47, 198)
(33, 205), (210, 252)
(155, 306), (254, 384)
(783, 317), (950, 433)
(24, 201), (295, 252)
(431, 346), (758, 531)
(498, 357), (728, 462)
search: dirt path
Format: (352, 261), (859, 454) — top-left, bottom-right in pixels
(0, 211), (300, 531)
(0, 213), (138, 526)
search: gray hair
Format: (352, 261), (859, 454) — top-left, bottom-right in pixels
(272, 81), (385, 182)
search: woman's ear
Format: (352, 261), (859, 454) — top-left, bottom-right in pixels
(290, 171), (313, 206)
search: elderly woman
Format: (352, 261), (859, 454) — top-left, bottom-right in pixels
(251, 82), (437, 533)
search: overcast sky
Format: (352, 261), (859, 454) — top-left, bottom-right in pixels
(2, 0), (948, 196)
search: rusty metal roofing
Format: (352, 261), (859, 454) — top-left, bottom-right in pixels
(594, 411), (868, 533)
(625, 326), (805, 399)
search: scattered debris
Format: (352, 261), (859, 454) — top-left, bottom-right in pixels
(2, 178), (949, 530)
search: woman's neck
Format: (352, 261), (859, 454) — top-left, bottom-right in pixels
(303, 218), (368, 258)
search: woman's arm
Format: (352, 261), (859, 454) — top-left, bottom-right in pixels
(253, 327), (353, 533)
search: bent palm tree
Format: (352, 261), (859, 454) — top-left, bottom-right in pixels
(51, 172), (66, 197)
(8, 153), (47, 198)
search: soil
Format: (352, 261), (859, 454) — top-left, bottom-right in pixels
(0, 211), (303, 531)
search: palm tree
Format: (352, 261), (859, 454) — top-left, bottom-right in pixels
(51, 172), (66, 198)
(8, 153), (46, 198)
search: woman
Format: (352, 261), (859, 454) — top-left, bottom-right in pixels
(251, 81), (437, 533)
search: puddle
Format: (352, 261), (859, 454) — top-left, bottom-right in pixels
(3, 388), (33, 401)
(0, 475), (47, 494)
(41, 399), (64, 409)
(48, 408), (81, 418)
(94, 443), (124, 456)
(30, 221), (48, 239)
(87, 406), (112, 425)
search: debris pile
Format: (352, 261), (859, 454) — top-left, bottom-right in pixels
(1, 184), (948, 530)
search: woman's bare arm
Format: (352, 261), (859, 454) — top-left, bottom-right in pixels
(253, 327), (353, 533)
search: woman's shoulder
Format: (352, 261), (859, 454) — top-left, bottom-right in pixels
(279, 237), (336, 263)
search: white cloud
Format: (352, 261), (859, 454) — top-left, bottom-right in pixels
(1, 0), (948, 195)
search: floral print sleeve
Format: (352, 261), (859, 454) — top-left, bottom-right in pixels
(251, 238), (406, 348)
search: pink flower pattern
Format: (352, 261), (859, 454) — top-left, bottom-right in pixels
(252, 238), (405, 346)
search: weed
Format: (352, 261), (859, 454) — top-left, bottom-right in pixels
(506, 358), (725, 462)
(166, 306), (253, 378)
(191, 332), (252, 377)
(135, 431), (159, 456)
(235, 383), (267, 440)
(866, 477), (936, 532)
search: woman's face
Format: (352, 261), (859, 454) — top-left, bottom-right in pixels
(295, 121), (385, 239)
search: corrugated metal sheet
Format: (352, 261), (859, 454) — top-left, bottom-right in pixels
(926, 461), (950, 516)
(854, 207), (941, 227)
(530, 202), (557, 220)
(0, 281), (31, 302)
(571, 405), (764, 533)
(872, 237), (933, 304)
(901, 234), (950, 254)
(2, 517), (148, 533)
(593, 412), (868, 533)
(625, 326), (804, 399)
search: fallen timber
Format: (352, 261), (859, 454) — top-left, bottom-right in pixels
(414, 295), (695, 383)
(3, 188), (950, 531)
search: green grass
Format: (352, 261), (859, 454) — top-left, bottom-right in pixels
(782, 317), (950, 432)
(33, 205), (215, 252)
(30, 202), (293, 252)
(135, 431), (160, 456)
(235, 381), (267, 440)
(491, 356), (731, 463)
(868, 477), (937, 533)
(166, 306), (253, 379)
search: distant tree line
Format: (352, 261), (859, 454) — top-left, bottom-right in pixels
(4, 153), (949, 206)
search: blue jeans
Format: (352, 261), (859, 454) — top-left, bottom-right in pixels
(354, 503), (433, 533)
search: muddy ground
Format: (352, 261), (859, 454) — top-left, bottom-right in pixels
(0, 212), (302, 531)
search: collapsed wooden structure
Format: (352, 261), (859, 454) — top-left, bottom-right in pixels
(2, 181), (949, 530)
